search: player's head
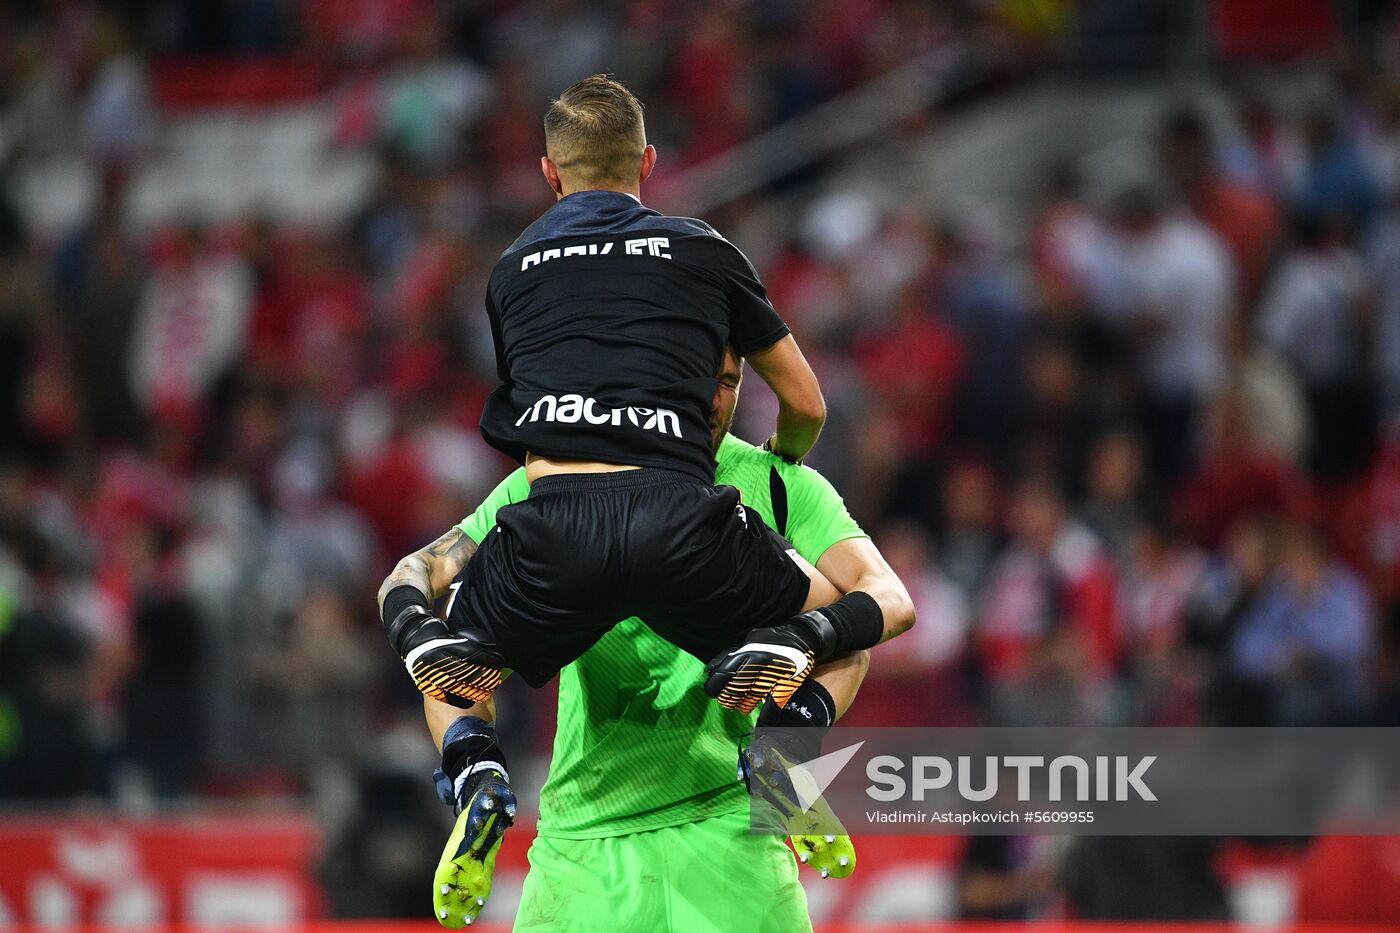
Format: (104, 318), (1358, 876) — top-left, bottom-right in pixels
(710, 345), (743, 452)
(542, 75), (656, 199)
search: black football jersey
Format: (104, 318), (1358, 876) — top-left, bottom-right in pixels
(479, 190), (790, 481)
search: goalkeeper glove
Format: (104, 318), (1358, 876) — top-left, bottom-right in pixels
(704, 622), (816, 714)
(430, 716), (516, 929)
(382, 585), (507, 708)
(704, 593), (884, 713)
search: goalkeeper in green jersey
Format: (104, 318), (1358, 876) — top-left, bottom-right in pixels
(381, 347), (915, 930)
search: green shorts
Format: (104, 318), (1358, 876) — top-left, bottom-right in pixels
(513, 808), (811, 933)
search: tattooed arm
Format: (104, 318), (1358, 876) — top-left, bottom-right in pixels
(377, 527), (479, 613)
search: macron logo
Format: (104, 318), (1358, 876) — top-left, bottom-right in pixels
(515, 394), (683, 437)
(789, 741), (865, 813)
(521, 237), (671, 270)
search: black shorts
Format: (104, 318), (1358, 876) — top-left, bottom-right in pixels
(447, 468), (811, 687)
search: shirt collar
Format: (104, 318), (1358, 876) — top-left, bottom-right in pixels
(563, 189), (641, 204)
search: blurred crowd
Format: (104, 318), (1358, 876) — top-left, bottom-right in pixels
(2, 0), (1400, 920)
(831, 70), (1400, 736)
(830, 80), (1400, 733)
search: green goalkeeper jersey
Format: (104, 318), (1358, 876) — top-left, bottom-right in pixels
(456, 433), (866, 838)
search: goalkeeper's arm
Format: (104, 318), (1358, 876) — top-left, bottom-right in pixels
(817, 536), (916, 649)
(379, 527), (509, 708)
(759, 533), (908, 725)
(746, 335), (826, 462)
(378, 526), (477, 613)
(706, 532), (914, 712)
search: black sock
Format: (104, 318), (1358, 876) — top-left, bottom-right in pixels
(751, 680), (836, 769)
(441, 715), (508, 783)
(757, 679), (836, 730)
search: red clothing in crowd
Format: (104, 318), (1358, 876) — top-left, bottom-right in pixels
(1190, 180), (1281, 299)
(1177, 449), (1304, 548)
(856, 309), (965, 459)
(978, 523), (1121, 681)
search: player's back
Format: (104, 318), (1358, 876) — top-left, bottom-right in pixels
(446, 192), (814, 698)
(480, 190), (790, 482)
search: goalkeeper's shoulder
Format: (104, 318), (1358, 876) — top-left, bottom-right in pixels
(716, 432), (766, 465)
(770, 447), (847, 503)
(716, 433), (849, 504)
(716, 431), (817, 470)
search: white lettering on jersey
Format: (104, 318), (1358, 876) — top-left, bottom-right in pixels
(515, 395), (682, 437)
(521, 237), (668, 271)
(624, 236), (672, 258)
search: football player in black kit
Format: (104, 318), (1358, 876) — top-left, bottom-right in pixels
(379, 76), (912, 722)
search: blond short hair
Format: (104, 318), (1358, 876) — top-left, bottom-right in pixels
(544, 75), (647, 185)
